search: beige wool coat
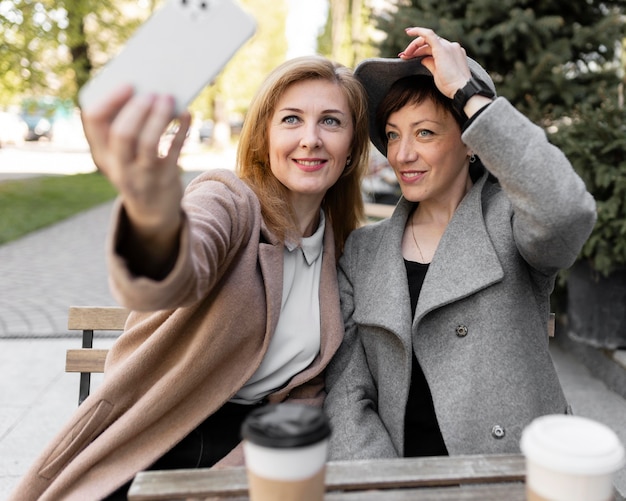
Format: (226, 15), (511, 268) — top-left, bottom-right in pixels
(9, 169), (344, 501)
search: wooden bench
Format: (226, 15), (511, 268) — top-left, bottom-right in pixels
(65, 306), (129, 405)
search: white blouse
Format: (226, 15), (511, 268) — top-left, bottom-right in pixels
(231, 211), (324, 404)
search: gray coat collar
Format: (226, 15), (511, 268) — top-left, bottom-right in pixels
(359, 170), (504, 345)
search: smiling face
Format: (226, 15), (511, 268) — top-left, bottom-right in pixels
(385, 98), (471, 205)
(268, 79), (354, 209)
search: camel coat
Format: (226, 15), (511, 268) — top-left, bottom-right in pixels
(324, 98), (597, 459)
(9, 169), (344, 501)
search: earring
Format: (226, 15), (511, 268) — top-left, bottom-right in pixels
(345, 156), (352, 167)
(469, 154), (476, 163)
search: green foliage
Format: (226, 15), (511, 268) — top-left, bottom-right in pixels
(373, 0), (624, 124)
(550, 93), (626, 276)
(0, 173), (117, 244)
(0, 0), (152, 105)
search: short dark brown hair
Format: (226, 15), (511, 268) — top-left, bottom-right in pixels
(376, 75), (465, 153)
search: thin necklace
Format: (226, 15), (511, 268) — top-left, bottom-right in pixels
(410, 211), (426, 263)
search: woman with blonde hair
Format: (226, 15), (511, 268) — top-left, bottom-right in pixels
(9, 55), (369, 501)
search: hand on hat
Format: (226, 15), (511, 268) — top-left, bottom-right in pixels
(398, 27), (471, 101)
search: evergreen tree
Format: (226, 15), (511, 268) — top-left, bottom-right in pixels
(373, 0), (625, 124)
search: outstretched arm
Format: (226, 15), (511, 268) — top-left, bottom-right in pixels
(81, 85), (191, 278)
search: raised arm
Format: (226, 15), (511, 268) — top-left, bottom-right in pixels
(81, 85), (191, 279)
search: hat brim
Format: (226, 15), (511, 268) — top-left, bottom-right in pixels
(354, 57), (496, 155)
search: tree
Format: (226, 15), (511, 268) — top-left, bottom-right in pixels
(372, 0), (625, 124)
(0, 0), (150, 106)
(317, 0), (379, 67)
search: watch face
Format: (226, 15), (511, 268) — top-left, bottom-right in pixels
(472, 76), (496, 98)
(453, 75), (494, 115)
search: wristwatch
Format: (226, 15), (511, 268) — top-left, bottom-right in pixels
(452, 76), (495, 116)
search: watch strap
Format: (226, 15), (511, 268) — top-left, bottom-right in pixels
(452, 75), (495, 117)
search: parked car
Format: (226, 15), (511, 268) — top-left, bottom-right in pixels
(20, 96), (66, 141)
(0, 111), (28, 147)
(21, 111), (53, 141)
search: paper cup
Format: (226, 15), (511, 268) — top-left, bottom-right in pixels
(241, 403), (331, 501)
(521, 415), (625, 501)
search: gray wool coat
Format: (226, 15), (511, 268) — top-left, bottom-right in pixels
(324, 97), (597, 460)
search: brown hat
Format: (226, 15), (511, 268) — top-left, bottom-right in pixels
(354, 57), (496, 155)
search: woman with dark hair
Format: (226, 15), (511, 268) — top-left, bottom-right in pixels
(9, 55), (369, 501)
(324, 27), (596, 460)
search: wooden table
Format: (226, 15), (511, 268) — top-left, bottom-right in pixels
(128, 453), (527, 500)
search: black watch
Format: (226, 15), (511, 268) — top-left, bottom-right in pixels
(452, 76), (495, 116)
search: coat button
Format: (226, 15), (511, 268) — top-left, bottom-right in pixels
(455, 325), (468, 337)
(491, 425), (505, 439)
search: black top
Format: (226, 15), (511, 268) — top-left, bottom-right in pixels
(403, 259), (449, 457)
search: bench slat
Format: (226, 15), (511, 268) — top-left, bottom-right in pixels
(66, 349), (108, 373)
(129, 454), (525, 500)
(326, 483), (526, 501)
(129, 483), (525, 501)
(67, 306), (129, 331)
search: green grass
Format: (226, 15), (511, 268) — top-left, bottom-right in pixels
(0, 172), (117, 245)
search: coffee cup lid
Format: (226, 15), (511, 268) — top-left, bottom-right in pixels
(241, 403), (331, 448)
(521, 415), (625, 475)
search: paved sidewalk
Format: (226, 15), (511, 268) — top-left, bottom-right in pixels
(1, 167), (625, 498)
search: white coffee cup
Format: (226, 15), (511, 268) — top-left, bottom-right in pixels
(241, 403), (331, 501)
(520, 415), (625, 501)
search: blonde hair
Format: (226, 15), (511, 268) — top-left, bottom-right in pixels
(236, 55), (369, 257)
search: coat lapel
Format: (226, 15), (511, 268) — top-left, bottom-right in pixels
(416, 172), (503, 322)
(258, 225), (284, 346)
(354, 170), (504, 346)
(355, 204), (414, 349)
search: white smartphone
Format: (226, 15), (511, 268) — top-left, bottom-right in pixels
(78, 0), (256, 115)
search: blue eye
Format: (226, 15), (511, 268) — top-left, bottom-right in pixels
(386, 130), (399, 141)
(282, 115), (300, 125)
(322, 116), (340, 126)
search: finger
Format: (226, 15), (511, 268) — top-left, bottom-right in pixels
(405, 26), (438, 43)
(400, 27), (447, 59)
(108, 93), (157, 165)
(135, 95), (177, 164)
(81, 85), (133, 143)
(164, 111), (192, 163)
(81, 84), (134, 119)
(81, 85), (135, 165)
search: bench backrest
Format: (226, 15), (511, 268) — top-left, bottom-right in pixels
(66, 306), (129, 405)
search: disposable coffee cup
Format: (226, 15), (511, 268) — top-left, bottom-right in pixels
(241, 403), (331, 501)
(520, 415), (625, 501)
